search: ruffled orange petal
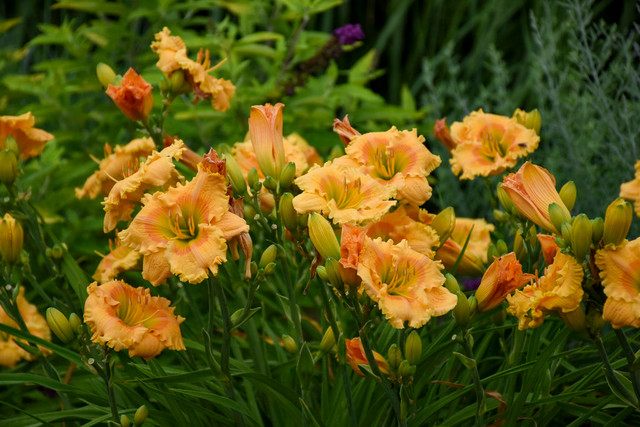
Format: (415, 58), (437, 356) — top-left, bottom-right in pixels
(93, 242), (141, 283)
(166, 224), (228, 283)
(0, 112), (54, 160)
(151, 27), (188, 76)
(142, 250), (173, 286)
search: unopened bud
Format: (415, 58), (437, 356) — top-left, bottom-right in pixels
(134, 404), (148, 426)
(68, 313), (82, 333)
(96, 62), (117, 89)
(247, 167), (260, 190)
(496, 184), (514, 214)
(404, 331), (422, 365)
(298, 213), (309, 228)
(320, 328), (338, 353)
(230, 309), (243, 326)
(560, 307), (587, 333)
(571, 214), (592, 262)
(513, 108), (541, 134)
(591, 217), (604, 244)
(561, 222), (572, 244)
(279, 193), (298, 232)
(223, 155), (247, 195)
(555, 237), (567, 248)
(398, 360), (416, 378)
(444, 273), (460, 293)
(259, 244), (278, 268)
(588, 310), (605, 336)
(159, 77), (170, 94)
(468, 295), (478, 314)
(250, 261), (258, 276)
(169, 70), (190, 95)
(263, 176), (277, 192)
(496, 239), (508, 256)
(279, 162), (296, 190)
(316, 265), (328, 282)
(431, 207), (456, 245)
(325, 258), (343, 288)
(46, 308), (75, 343)
(0, 149), (18, 186)
(281, 335), (298, 353)
(549, 203), (570, 234)
(559, 181), (577, 212)
(387, 344), (402, 370)
(308, 213), (340, 260)
(263, 262), (276, 275)
(453, 291), (471, 326)
(0, 214), (24, 264)
(120, 415), (131, 427)
(513, 229), (525, 260)
(487, 244), (499, 261)
(493, 209), (507, 222)
(603, 198), (632, 246)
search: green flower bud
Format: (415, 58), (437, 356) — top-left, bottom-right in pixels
(308, 213), (340, 260)
(453, 291), (471, 326)
(603, 198), (632, 246)
(263, 262), (277, 275)
(247, 167), (260, 190)
(444, 273), (460, 293)
(0, 214), (23, 264)
(316, 265), (328, 282)
(513, 108), (541, 134)
(279, 192), (298, 233)
(134, 404), (148, 426)
(250, 261), (258, 276)
(487, 243), (499, 261)
(555, 237), (567, 248)
(387, 344), (403, 370)
(549, 203), (570, 234)
(397, 360), (416, 379)
(513, 229), (525, 261)
(68, 313), (82, 333)
(223, 154), (247, 195)
(263, 176), (278, 192)
(230, 309), (244, 326)
(0, 149), (18, 186)
(298, 213), (309, 228)
(587, 310), (605, 336)
(96, 62), (117, 88)
(259, 244), (278, 268)
(46, 308), (75, 344)
(120, 414), (131, 427)
(559, 181), (577, 212)
(468, 295), (478, 314)
(281, 335), (298, 354)
(319, 328), (338, 353)
(169, 70), (191, 95)
(496, 184), (514, 214)
(496, 239), (508, 256)
(404, 331), (422, 365)
(431, 207), (456, 245)
(571, 214), (592, 262)
(591, 217), (604, 244)
(279, 162), (297, 190)
(159, 77), (171, 94)
(325, 258), (343, 288)
(493, 209), (507, 222)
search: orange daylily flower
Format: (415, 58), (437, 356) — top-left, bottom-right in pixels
(76, 137), (156, 199)
(248, 103), (286, 179)
(436, 218), (494, 276)
(333, 115), (361, 146)
(0, 288), (51, 368)
(446, 110), (539, 180)
(119, 160), (249, 285)
(0, 112), (54, 160)
(537, 234), (560, 266)
(475, 253), (534, 312)
(336, 127), (441, 206)
(84, 280), (185, 360)
(93, 238), (142, 283)
(595, 238), (640, 328)
(507, 252), (583, 329)
(433, 118), (456, 151)
(502, 162), (571, 233)
(106, 68), (154, 121)
(103, 141), (185, 232)
(150, 27), (188, 75)
(620, 160), (640, 217)
(293, 161), (396, 225)
(357, 238), (457, 329)
(344, 337), (390, 377)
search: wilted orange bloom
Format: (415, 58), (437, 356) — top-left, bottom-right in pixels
(293, 162), (396, 225)
(119, 161), (249, 285)
(436, 218), (494, 276)
(620, 160), (640, 217)
(76, 137), (156, 199)
(103, 141), (185, 232)
(502, 162), (570, 233)
(344, 337), (390, 377)
(0, 112), (54, 160)
(537, 234), (560, 266)
(248, 103), (286, 179)
(0, 288), (51, 368)
(358, 238), (457, 329)
(446, 110), (539, 180)
(106, 68), (153, 121)
(507, 252), (583, 329)
(475, 253), (534, 312)
(333, 115), (361, 146)
(340, 223), (367, 271)
(336, 127), (441, 206)
(84, 280), (185, 360)
(433, 118), (456, 151)
(93, 238), (142, 283)
(364, 206), (440, 258)
(151, 28), (235, 112)
(595, 238), (640, 328)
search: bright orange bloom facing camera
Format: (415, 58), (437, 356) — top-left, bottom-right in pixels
(502, 162), (570, 233)
(0, 112), (54, 160)
(84, 280), (185, 360)
(119, 160), (249, 285)
(475, 253), (534, 312)
(344, 337), (390, 377)
(293, 162), (396, 225)
(357, 238), (457, 329)
(447, 110), (539, 180)
(595, 237), (640, 328)
(337, 127), (441, 206)
(507, 252), (583, 329)
(106, 68), (154, 121)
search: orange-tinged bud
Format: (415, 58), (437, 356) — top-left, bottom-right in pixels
(0, 213), (23, 264)
(106, 68), (153, 122)
(603, 198), (632, 246)
(475, 253), (533, 312)
(559, 181), (577, 211)
(431, 207), (456, 245)
(333, 115), (361, 146)
(571, 214), (592, 262)
(96, 62), (116, 88)
(512, 108), (541, 135)
(537, 234), (559, 266)
(308, 213), (341, 260)
(248, 103), (285, 179)
(0, 149), (18, 186)
(46, 308), (75, 344)
(434, 117), (456, 151)
(344, 337), (391, 377)
(404, 331), (422, 365)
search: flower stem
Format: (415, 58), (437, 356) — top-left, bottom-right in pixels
(614, 329), (640, 403)
(459, 331), (485, 427)
(103, 352), (119, 423)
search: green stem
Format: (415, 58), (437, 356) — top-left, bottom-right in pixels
(614, 329), (640, 403)
(278, 221), (303, 344)
(460, 331), (485, 427)
(103, 353), (119, 423)
(594, 334), (638, 407)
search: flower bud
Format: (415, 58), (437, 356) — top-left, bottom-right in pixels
(468, 295), (478, 314)
(571, 214), (592, 262)
(230, 309), (244, 326)
(247, 167), (260, 190)
(279, 162), (297, 190)
(513, 108), (541, 134)
(68, 313), (82, 333)
(588, 310), (605, 336)
(281, 335), (298, 353)
(263, 262), (277, 275)
(279, 192), (298, 232)
(561, 222), (572, 244)
(559, 306), (587, 333)
(496, 239), (508, 256)
(298, 213), (309, 228)
(46, 308), (75, 344)
(387, 344), (402, 370)
(496, 184), (514, 214)
(0, 149), (18, 186)
(603, 198), (632, 246)
(263, 175), (278, 192)
(316, 265), (328, 282)
(308, 213), (340, 260)
(444, 273), (460, 293)
(487, 243), (499, 261)
(134, 404), (148, 426)
(96, 62), (116, 88)
(431, 207), (456, 245)
(453, 291), (471, 326)
(223, 154), (247, 195)
(259, 244), (278, 268)
(513, 229), (525, 260)
(398, 360), (416, 379)
(120, 415), (131, 427)
(549, 203), (570, 234)
(325, 258), (343, 288)
(590, 217), (604, 244)
(404, 331), (422, 365)
(169, 70), (191, 95)
(493, 209), (507, 222)
(4, 135), (19, 155)
(320, 328), (338, 353)
(559, 181), (577, 212)
(250, 261), (258, 276)
(0, 214), (24, 264)
(555, 237), (567, 248)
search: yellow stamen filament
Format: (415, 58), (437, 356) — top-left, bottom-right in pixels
(385, 263), (415, 298)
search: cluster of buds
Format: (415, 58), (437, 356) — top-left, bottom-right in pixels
(45, 308), (82, 344)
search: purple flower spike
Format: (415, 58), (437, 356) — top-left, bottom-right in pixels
(333, 24), (364, 46)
